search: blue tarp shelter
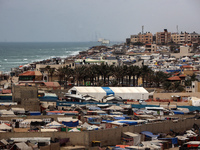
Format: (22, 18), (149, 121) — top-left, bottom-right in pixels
(172, 110), (184, 115)
(62, 121), (79, 127)
(141, 131), (159, 139)
(118, 121), (137, 125)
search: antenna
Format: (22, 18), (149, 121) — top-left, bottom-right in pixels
(176, 25), (179, 34)
(142, 25), (144, 34)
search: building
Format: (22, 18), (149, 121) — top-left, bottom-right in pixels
(68, 86), (149, 100)
(171, 31), (200, 45)
(156, 29), (171, 45)
(138, 32), (153, 44)
(171, 33), (180, 44)
(12, 85), (40, 111)
(180, 65), (194, 76)
(130, 35), (139, 43)
(145, 44), (157, 53)
(18, 71), (43, 82)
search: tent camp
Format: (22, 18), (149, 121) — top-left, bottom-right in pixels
(68, 86), (149, 100)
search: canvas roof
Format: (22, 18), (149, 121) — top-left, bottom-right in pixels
(57, 117), (78, 122)
(46, 121), (62, 127)
(123, 132), (139, 137)
(0, 123), (12, 130)
(106, 105), (123, 110)
(21, 119), (43, 123)
(69, 86), (149, 100)
(15, 142), (32, 150)
(41, 129), (58, 132)
(0, 139), (8, 145)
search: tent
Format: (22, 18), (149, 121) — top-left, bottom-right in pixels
(106, 105), (123, 111)
(141, 131), (159, 140)
(188, 97), (200, 106)
(41, 129), (58, 132)
(46, 121), (62, 128)
(68, 128), (80, 132)
(123, 132), (141, 146)
(68, 86), (149, 100)
(0, 123), (12, 130)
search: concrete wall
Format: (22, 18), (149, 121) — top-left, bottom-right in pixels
(0, 118), (200, 147)
(12, 85), (38, 102)
(153, 92), (200, 100)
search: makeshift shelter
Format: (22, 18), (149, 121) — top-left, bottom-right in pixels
(11, 108), (25, 114)
(41, 129), (58, 132)
(0, 123), (12, 130)
(141, 131), (159, 140)
(106, 105), (123, 111)
(123, 132), (141, 146)
(68, 86), (149, 100)
(68, 128), (80, 132)
(46, 121), (62, 128)
(11, 142), (32, 150)
(189, 97), (200, 106)
(0, 110), (15, 117)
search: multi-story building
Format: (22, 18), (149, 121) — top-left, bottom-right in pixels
(156, 29), (171, 45)
(172, 31), (200, 45)
(190, 32), (200, 44)
(171, 33), (180, 44)
(130, 30), (200, 45)
(130, 35), (138, 43)
(130, 32), (153, 44)
(138, 32), (153, 44)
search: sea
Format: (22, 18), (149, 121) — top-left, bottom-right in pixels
(0, 42), (117, 73)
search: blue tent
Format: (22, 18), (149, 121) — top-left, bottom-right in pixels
(141, 131), (159, 139)
(172, 110), (184, 115)
(114, 117), (125, 120)
(118, 121), (137, 125)
(88, 106), (101, 110)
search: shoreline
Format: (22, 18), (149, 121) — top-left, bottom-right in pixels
(0, 42), (117, 74)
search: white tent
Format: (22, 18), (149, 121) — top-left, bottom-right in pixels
(106, 105), (123, 111)
(46, 121), (62, 128)
(41, 129), (58, 132)
(189, 97), (200, 106)
(68, 86), (149, 100)
(0, 123), (12, 130)
(69, 128), (80, 132)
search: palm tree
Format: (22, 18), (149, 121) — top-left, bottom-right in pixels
(163, 81), (172, 92)
(56, 67), (65, 84)
(153, 71), (169, 88)
(135, 66), (141, 86)
(141, 65), (150, 87)
(99, 63), (110, 86)
(112, 66), (123, 86)
(45, 65), (55, 82)
(74, 66), (87, 86)
(171, 81), (184, 92)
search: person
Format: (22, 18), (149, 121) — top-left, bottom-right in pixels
(168, 102), (170, 106)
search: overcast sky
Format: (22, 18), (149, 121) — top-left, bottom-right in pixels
(0, 0), (200, 42)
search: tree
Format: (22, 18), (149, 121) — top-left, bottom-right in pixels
(163, 81), (172, 92)
(45, 65), (55, 82)
(153, 71), (169, 88)
(171, 81), (184, 92)
(141, 65), (150, 87)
